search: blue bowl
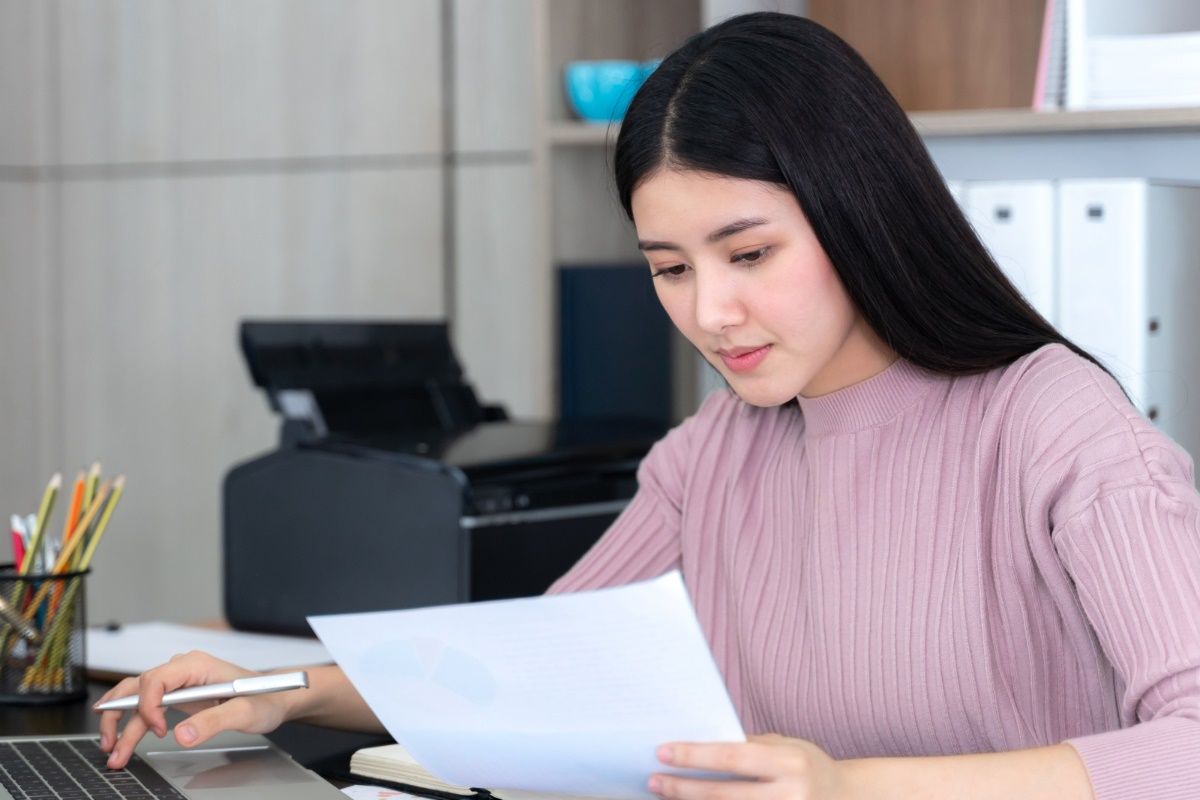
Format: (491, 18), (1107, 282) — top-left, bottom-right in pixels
(564, 60), (659, 123)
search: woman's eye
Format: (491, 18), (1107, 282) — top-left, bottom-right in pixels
(652, 264), (689, 280)
(732, 247), (770, 265)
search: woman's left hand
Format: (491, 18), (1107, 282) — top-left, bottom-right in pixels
(650, 733), (860, 799)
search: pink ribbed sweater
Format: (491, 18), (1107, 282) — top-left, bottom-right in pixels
(549, 344), (1200, 799)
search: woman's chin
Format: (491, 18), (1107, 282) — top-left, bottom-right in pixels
(726, 380), (801, 408)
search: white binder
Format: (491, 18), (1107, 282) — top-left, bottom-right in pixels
(1057, 180), (1200, 460)
(964, 181), (1058, 324)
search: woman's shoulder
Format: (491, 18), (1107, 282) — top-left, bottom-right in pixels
(982, 343), (1141, 440)
(990, 343), (1195, 524)
(993, 342), (1125, 412)
(989, 343), (1139, 451)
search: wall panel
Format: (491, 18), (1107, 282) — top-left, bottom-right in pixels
(1, 0), (448, 623)
(54, 0), (443, 164)
(54, 167), (444, 622)
(453, 163), (544, 418)
(0, 182), (56, 539)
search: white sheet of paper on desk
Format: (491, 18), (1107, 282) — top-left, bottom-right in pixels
(85, 622), (333, 676)
(341, 786), (422, 799)
(308, 571), (745, 800)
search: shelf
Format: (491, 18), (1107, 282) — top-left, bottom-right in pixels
(547, 122), (618, 146)
(546, 106), (1200, 146)
(912, 106), (1200, 136)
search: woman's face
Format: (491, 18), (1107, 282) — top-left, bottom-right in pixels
(631, 168), (894, 406)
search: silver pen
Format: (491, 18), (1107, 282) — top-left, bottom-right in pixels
(94, 670), (309, 712)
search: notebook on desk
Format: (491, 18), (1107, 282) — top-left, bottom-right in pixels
(334, 742), (605, 800)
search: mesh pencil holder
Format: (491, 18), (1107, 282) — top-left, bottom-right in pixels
(0, 564), (90, 704)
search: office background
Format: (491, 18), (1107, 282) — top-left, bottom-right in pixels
(2, 0), (530, 625)
(3, 0), (1200, 628)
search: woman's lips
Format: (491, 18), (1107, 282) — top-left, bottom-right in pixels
(718, 344), (772, 373)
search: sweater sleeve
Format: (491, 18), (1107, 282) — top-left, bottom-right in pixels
(1055, 481), (1200, 800)
(546, 390), (732, 594)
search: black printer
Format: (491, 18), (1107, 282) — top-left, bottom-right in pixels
(223, 321), (665, 635)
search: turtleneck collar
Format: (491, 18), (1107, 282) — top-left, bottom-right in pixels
(796, 357), (942, 436)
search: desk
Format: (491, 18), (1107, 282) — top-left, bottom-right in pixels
(0, 680), (392, 790)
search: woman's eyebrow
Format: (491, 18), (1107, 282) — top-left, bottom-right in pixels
(706, 217), (769, 243)
(637, 217), (770, 252)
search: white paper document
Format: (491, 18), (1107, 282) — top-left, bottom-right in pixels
(85, 622), (333, 677)
(341, 787), (422, 799)
(308, 571), (745, 799)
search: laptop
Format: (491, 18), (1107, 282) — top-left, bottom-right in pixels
(0, 730), (347, 799)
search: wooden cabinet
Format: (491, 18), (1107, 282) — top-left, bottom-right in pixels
(808, 0), (1047, 111)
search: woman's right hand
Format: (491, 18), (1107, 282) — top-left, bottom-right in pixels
(95, 651), (293, 769)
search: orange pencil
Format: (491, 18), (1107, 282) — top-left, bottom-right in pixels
(48, 472), (86, 612)
(61, 472), (85, 545)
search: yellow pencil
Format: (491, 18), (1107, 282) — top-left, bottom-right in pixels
(19, 473), (61, 575)
(78, 476), (124, 570)
(82, 462), (101, 517)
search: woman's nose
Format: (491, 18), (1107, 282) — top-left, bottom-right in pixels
(693, 271), (745, 334)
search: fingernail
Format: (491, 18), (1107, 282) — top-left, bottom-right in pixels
(107, 754), (119, 769)
(98, 733), (109, 750)
(176, 724), (196, 745)
(657, 745), (674, 763)
(648, 775), (663, 793)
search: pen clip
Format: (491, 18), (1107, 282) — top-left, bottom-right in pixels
(230, 671), (309, 696)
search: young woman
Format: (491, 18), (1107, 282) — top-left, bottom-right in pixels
(98, 13), (1200, 799)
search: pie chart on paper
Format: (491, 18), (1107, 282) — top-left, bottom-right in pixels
(358, 636), (498, 715)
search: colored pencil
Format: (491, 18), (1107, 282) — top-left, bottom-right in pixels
(78, 476), (124, 570)
(18, 474), (60, 575)
(61, 472), (85, 546)
(82, 462), (100, 517)
(8, 516), (24, 568)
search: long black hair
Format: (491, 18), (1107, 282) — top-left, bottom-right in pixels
(614, 12), (1105, 376)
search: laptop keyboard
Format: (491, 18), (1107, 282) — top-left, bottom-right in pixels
(0, 738), (186, 800)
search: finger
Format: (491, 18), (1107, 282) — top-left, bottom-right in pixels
(650, 773), (769, 800)
(134, 653), (221, 735)
(97, 711), (122, 754)
(658, 741), (798, 779)
(98, 709), (127, 754)
(96, 677), (140, 752)
(172, 697), (258, 748)
(108, 713), (151, 769)
(135, 673), (172, 738)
